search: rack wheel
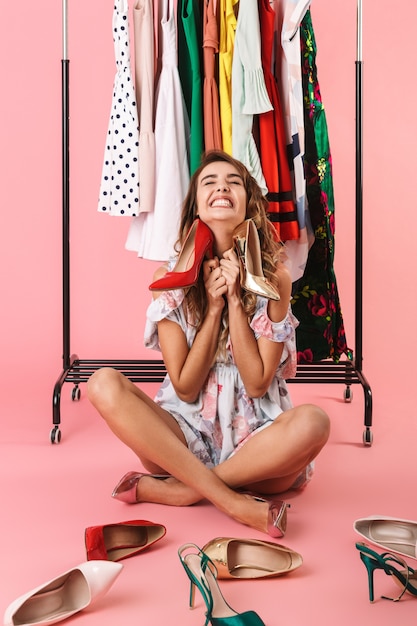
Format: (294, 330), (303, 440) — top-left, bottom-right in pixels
(343, 386), (352, 402)
(71, 386), (81, 401)
(50, 426), (62, 444)
(363, 428), (373, 446)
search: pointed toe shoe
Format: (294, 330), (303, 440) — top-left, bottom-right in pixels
(3, 560), (123, 626)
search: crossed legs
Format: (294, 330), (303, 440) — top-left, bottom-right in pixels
(87, 367), (330, 534)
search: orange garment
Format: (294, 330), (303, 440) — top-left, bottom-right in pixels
(203, 0), (222, 151)
(258, 0), (299, 241)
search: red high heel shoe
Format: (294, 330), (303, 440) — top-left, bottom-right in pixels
(149, 218), (214, 291)
(85, 520), (166, 562)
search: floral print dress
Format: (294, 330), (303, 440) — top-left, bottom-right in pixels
(144, 290), (298, 468)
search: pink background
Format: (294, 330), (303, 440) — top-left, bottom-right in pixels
(2, 2), (417, 625)
(2, 0), (416, 420)
(2, 0), (416, 411)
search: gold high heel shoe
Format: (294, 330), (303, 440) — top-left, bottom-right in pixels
(233, 219), (280, 300)
(201, 537), (303, 579)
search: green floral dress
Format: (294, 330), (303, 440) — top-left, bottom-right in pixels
(291, 9), (351, 364)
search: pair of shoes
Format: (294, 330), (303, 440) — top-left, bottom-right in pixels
(201, 537), (302, 579)
(85, 520), (166, 561)
(355, 542), (417, 602)
(178, 543), (266, 625)
(148, 218), (214, 291)
(242, 492), (289, 538)
(3, 560), (122, 626)
(354, 515), (417, 560)
(111, 470), (170, 504)
(233, 219), (281, 301)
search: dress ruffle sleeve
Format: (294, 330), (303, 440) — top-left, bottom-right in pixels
(241, 67), (273, 115)
(144, 289), (185, 351)
(250, 298), (299, 379)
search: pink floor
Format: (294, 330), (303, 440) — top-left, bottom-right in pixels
(1, 378), (416, 626)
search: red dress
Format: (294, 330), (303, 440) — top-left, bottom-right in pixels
(258, 0), (299, 241)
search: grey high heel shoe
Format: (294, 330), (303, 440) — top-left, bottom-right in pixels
(111, 471), (170, 503)
(354, 516), (417, 560)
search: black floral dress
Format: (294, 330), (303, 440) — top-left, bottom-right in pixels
(291, 9), (352, 364)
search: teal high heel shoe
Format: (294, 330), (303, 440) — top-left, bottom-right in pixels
(178, 543), (266, 626)
(355, 542), (417, 602)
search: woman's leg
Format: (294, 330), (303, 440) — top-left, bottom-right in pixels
(211, 404), (331, 494)
(88, 368), (329, 532)
(87, 368), (277, 533)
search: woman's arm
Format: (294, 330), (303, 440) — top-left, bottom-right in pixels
(221, 251), (292, 397)
(155, 258), (226, 403)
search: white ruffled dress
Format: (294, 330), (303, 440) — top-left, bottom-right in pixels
(144, 289), (302, 470)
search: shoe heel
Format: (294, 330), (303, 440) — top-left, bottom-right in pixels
(359, 552), (378, 602)
(149, 219), (214, 291)
(188, 580), (196, 609)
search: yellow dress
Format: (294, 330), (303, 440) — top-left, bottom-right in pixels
(218, 0), (238, 155)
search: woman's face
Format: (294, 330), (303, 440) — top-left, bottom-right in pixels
(195, 160), (247, 231)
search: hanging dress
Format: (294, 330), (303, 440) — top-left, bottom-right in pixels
(177, 0), (204, 173)
(126, 0), (190, 261)
(231, 0), (271, 194)
(291, 9), (350, 363)
(274, 0), (313, 281)
(98, 0), (140, 217)
(258, 0), (299, 242)
(125, 0), (156, 253)
(203, 0), (222, 151)
(218, 0), (238, 155)
(133, 0), (155, 214)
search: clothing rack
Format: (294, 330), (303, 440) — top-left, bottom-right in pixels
(51, 0), (372, 445)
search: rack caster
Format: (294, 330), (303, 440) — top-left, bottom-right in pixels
(362, 428), (373, 447)
(71, 386), (81, 401)
(50, 426), (62, 444)
(343, 386), (352, 402)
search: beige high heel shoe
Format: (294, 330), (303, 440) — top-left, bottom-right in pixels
(232, 219), (280, 300)
(201, 537), (303, 579)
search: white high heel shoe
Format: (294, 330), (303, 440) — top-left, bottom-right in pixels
(3, 560), (123, 626)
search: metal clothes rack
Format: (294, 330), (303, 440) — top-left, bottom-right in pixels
(51, 0), (372, 445)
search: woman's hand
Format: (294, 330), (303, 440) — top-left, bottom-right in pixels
(219, 248), (241, 301)
(203, 257), (227, 314)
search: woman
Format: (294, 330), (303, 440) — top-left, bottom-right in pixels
(87, 150), (330, 536)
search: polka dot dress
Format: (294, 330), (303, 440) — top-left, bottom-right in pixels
(98, 0), (140, 216)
